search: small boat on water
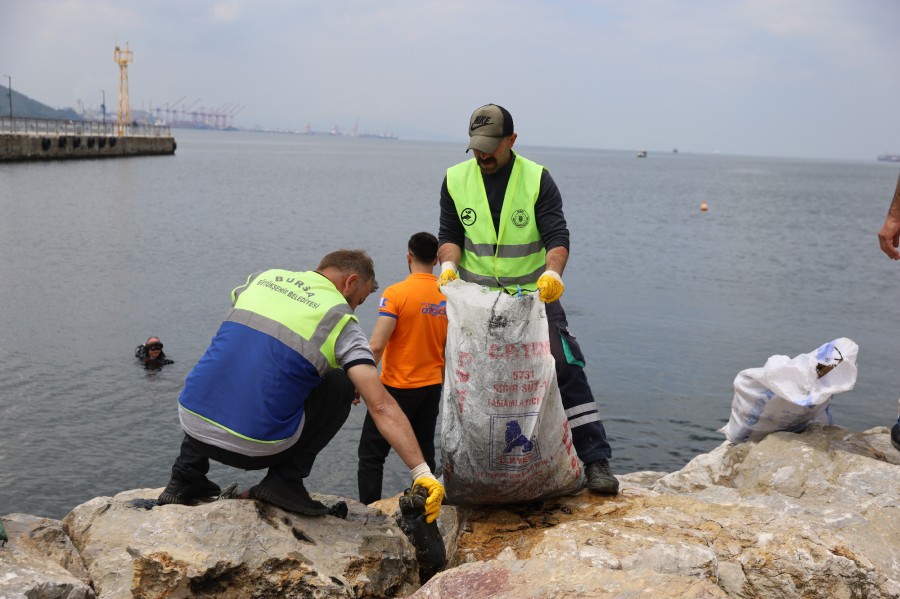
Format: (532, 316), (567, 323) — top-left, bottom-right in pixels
(636, 150), (647, 158)
(877, 153), (900, 163)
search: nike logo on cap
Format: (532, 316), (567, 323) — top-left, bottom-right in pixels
(470, 115), (494, 131)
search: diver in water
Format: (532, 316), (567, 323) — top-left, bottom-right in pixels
(135, 337), (174, 369)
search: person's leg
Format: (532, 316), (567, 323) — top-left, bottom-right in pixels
(545, 301), (618, 494)
(251, 368), (355, 515)
(404, 384), (441, 473)
(158, 434), (222, 504)
(284, 368), (356, 478)
(357, 410), (392, 504)
(357, 384), (442, 504)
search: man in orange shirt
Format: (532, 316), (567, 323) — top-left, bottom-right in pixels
(357, 232), (449, 504)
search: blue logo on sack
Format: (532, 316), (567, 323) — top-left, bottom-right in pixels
(489, 413), (541, 471)
(504, 420), (534, 453)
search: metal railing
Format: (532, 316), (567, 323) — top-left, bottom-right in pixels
(0, 116), (172, 138)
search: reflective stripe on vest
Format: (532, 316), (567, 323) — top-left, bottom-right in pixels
(447, 156), (546, 293)
(229, 269), (355, 371)
(177, 269), (356, 453)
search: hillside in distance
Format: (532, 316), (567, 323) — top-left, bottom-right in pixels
(0, 85), (82, 120)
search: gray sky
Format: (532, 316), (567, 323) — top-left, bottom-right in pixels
(2, 0), (898, 160)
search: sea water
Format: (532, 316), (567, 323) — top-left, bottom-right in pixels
(1, 129), (898, 519)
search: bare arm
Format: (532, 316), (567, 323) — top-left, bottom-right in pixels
(347, 363), (427, 470)
(437, 242), (462, 267)
(545, 246), (569, 275)
(878, 174), (900, 260)
(368, 315), (397, 366)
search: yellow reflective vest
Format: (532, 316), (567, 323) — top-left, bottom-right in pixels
(229, 269), (356, 372)
(446, 156), (546, 293)
(178, 269), (357, 453)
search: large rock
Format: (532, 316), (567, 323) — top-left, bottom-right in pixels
(0, 512), (94, 599)
(1, 425), (897, 598)
(60, 490), (437, 598)
(412, 425), (899, 598)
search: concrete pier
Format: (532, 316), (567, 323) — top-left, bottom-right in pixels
(0, 117), (176, 161)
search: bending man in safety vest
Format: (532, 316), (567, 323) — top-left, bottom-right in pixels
(158, 250), (444, 520)
(437, 104), (619, 494)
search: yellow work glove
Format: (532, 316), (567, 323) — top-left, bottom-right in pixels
(536, 270), (565, 303)
(413, 475), (445, 523)
(438, 261), (458, 288)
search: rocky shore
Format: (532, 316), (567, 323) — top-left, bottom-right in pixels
(2, 424), (898, 598)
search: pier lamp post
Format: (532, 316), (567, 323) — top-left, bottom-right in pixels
(4, 75), (11, 118)
(100, 89), (106, 126)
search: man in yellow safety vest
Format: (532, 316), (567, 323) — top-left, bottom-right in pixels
(437, 104), (619, 494)
(158, 249), (445, 520)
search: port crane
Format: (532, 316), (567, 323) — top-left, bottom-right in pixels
(228, 104), (246, 128)
(180, 98), (200, 126)
(166, 96), (186, 124)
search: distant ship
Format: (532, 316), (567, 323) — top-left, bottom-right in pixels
(358, 132), (398, 140)
(877, 153), (900, 163)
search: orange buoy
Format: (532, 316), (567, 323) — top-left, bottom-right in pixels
(700, 202), (708, 212)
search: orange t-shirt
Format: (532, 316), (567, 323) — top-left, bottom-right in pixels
(378, 273), (448, 388)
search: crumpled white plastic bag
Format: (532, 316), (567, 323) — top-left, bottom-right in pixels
(440, 280), (585, 505)
(720, 337), (858, 443)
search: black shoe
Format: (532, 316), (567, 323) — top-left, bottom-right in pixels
(249, 476), (329, 516)
(157, 476), (221, 505)
(585, 459), (619, 495)
(891, 423), (900, 452)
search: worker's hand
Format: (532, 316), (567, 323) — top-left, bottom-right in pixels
(878, 213), (900, 260)
(438, 261), (458, 288)
(536, 270), (564, 303)
(413, 475), (445, 523)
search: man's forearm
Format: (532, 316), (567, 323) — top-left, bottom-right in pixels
(350, 364), (427, 470)
(546, 246), (569, 275)
(438, 243), (462, 267)
(890, 174), (900, 216)
(370, 399), (427, 470)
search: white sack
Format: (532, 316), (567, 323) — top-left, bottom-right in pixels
(440, 280), (585, 505)
(720, 337), (858, 443)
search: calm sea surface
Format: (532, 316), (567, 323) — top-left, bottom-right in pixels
(1, 129), (898, 520)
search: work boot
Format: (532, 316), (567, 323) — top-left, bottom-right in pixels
(249, 474), (329, 516)
(891, 422), (900, 452)
(157, 476), (221, 505)
(585, 459), (619, 495)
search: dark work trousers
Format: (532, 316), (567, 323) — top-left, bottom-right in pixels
(357, 383), (441, 505)
(545, 300), (612, 464)
(171, 368), (355, 486)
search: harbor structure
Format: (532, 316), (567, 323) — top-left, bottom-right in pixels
(0, 116), (174, 161)
(0, 42), (175, 162)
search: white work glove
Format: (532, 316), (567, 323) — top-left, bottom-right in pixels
(536, 270), (564, 303)
(438, 261), (458, 288)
